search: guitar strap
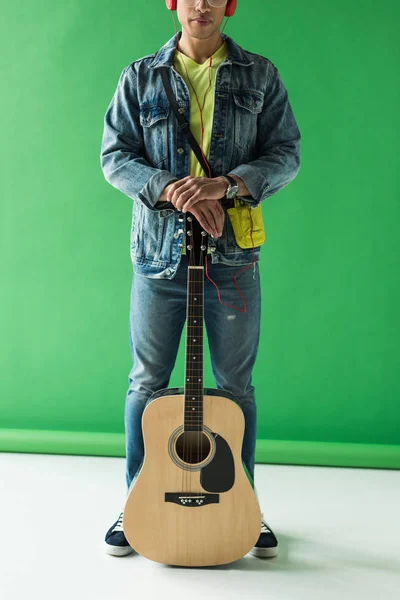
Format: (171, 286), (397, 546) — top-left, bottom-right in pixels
(159, 66), (217, 179)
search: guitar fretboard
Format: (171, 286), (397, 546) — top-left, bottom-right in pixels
(184, 266), (204, 431)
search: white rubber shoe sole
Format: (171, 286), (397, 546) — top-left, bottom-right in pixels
(105, 543), (135, 557)
(250, 545), (278, 558)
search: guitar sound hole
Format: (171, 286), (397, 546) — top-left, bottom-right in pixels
(175, 432), (211, 464)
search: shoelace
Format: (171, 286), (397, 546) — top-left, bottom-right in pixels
(260, 513), (271, 534)
(112, 512), (124, 532)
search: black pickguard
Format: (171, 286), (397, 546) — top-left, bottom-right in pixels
(200, 432), (235, 493)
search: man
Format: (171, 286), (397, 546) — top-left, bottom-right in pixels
(100, 0), (301, 559)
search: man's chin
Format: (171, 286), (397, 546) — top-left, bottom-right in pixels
(186, 22), (218, 36)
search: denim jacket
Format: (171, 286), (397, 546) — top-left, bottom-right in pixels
(100, 32), (301, 279)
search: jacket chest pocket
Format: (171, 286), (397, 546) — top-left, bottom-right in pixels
(139, 105), (170, 167)
(232, 92), (264, 152)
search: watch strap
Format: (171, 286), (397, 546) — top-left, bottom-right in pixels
(224, 175), (239, 189)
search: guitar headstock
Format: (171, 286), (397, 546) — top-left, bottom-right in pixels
(185, 213), (209, 267)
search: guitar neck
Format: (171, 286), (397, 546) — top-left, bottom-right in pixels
(184, 265), (204, 432)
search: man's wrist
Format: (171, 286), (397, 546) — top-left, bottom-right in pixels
(216, 176), (230, 198)
(216, 174), (250, 198)
(226, 173), (251, 197)
(159, 180), (178, 202)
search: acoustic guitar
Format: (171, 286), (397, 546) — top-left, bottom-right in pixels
(123, 211), (261, 566)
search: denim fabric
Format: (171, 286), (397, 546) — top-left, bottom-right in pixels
(124, 257), (261, 491)
(100, 32), (301, 279)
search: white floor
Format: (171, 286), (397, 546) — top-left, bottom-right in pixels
(0, 452), (399, 600)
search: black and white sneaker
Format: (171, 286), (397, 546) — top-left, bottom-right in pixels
(105, 510), (277, 559)
(250, 513), (279, 558)
(105, 511), (135, 557)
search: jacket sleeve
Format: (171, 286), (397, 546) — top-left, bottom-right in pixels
(100, 66), (178, 212)
(228, 63), (301, 208)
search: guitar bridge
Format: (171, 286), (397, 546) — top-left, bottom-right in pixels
(165, 492), (219, 507)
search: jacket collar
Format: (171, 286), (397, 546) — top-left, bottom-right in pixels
(148, 32), (254, 69)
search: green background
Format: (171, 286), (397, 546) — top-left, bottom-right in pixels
(1, 1), (399, 469)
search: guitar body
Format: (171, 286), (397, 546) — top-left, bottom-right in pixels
(123, 388), (261, 566)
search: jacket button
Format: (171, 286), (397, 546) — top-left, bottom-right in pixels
(165, 269), (171, 275)
(177, 148), (184, 154)
(178, 107), (185, 114)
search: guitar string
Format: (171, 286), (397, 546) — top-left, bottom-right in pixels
(188, 232), (195, 496)
(184, 221), (206, 497)
(188, 221), (202, 497)
(195, 224), (205, 498)
(200, 236), (204, 496)
(187, 229), (194, 496)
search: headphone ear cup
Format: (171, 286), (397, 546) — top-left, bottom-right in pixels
(166, 0), (177, 10)
(225, 0), (237, 17)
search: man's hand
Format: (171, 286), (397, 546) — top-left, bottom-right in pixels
(165, 176), (227, 213)
(189, 199), (225, 239)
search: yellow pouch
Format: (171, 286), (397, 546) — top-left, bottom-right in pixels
(227, 198), (267, 249)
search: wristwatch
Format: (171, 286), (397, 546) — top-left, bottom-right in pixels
(223, 175), (239, 199)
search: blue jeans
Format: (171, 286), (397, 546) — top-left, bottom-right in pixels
(124, 256), (261, 492)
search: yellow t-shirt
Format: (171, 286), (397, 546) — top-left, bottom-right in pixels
(173, 41), (229, 254)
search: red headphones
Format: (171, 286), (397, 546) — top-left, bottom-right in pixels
(165, 0), (237, 18)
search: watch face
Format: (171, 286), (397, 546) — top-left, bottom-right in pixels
(227, 185), (238, 198)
